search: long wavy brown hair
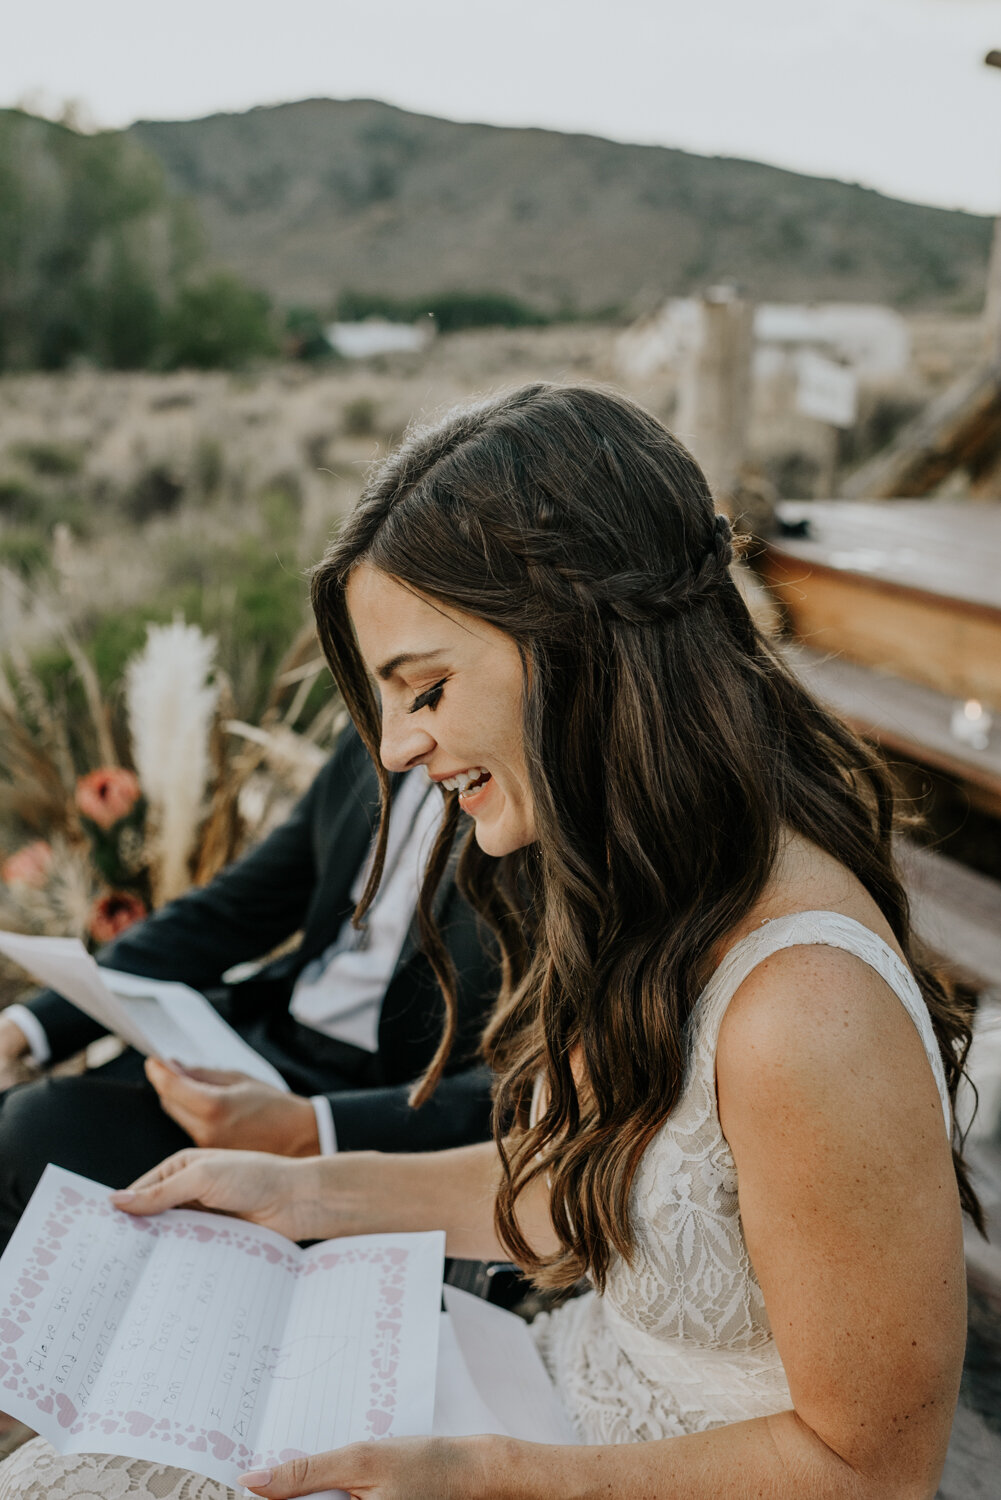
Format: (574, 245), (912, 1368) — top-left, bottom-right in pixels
(310, 382), (981, 1290)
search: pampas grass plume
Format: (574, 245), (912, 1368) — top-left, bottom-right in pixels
(126, 618), (219, 904)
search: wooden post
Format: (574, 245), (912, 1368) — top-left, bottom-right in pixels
(985, 222), (1001, 369)
(676, 285), (755, 506)
(985, 52), (1001, 364)
(815, 422), (841, 501)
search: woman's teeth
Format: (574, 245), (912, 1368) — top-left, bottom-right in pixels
(441, 768), (489, 793)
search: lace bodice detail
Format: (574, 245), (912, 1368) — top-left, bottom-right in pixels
(0, 1441), (239, 1500)
(532, 911), (952, 1444)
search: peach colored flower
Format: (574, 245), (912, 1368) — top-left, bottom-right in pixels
(76, 767), (142, 830)
(88, 890), (147, 943)
(1, 840), (54, 888)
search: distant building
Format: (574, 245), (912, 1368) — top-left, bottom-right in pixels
(753, 304), (910, 379)
(616, 300), (911, 383)
(325, 318), (435, 359)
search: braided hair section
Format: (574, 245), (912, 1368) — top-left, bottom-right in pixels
(486, 510), (737, 628)
(585, 512), (735, 625)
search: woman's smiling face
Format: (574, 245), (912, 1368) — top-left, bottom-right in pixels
(345, 562), (537, 856)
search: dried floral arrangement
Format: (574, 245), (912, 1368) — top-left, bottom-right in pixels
(0, 611), (341, 960)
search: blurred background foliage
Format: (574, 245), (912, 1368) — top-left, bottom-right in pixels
(0, 109), (276, 372)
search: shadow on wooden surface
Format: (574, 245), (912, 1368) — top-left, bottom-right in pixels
(940, 1139), (1001, 1497)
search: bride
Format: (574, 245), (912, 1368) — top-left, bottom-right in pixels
(3, 383), (977, 1499)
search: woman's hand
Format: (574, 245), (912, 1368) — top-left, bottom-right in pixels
(109, 1147), (324, 1243)
(238, 1435), (496, 1500)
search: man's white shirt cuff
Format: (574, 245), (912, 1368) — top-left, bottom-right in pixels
(310, 1095), (338, 1155)
(3, 1005), (51, 1066)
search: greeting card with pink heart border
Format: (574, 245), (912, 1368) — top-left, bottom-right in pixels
(0, 1166), (444, 1489)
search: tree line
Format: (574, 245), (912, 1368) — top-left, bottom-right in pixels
(0, 109), (563, 373)
(0, 109), (277, 372)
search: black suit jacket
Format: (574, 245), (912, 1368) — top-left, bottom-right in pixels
(24, 726), (501, 1153)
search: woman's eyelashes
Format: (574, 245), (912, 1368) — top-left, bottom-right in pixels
(407, 677), (447, 715)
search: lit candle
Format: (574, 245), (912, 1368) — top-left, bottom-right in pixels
(950, 699), (993, 751)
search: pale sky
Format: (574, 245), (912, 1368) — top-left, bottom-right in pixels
(5, 0), (1001, 214)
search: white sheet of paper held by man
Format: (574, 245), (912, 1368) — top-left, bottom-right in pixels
(0, 1166), (445, 1490)
(0, 930), (288, 1090)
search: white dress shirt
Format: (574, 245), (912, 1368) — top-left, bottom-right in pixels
(6, 769), (444, 1158)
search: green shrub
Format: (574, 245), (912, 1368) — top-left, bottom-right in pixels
(193, 437), (224, 496)
(0, 478), (46, 523)
(342, 396), (379, 437)
(11, 441), (84, 477)
(285, 306), (336, 362)
(334, 287), (549, 332)
(107, 531), (310, 716)
(0, 529), (51, 578)
(163, 272), (279, 371)
(124, 463), (185, 523)
(87, 605), (172, 689)
(258, 484), (301, 540)
(90, 252), (164, 369)
(420, 291), (548, 333)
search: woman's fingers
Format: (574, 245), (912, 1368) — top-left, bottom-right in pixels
(238, 1443), (371, 1498)
(238, 1437), (465, 1499)
(122, 1148), (207, 1193)
(109, 1155), (216, 1216)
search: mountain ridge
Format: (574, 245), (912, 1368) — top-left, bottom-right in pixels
(125, 96), (992, 316)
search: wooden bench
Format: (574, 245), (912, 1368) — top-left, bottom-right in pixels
(755, 508), (1001, 1495)
(785, 644), (1001, 820)
(772, 693), (1001, 1500)
(760, 500), (1001, 713)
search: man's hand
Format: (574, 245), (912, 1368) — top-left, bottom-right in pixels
(144, 1059), (321, 1156)
(0, 1014), (33, 1091)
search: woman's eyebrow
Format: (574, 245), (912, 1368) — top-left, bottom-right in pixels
(376, 649), (448, 682)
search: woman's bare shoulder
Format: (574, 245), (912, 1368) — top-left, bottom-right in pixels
(714, 928), (947, 1171)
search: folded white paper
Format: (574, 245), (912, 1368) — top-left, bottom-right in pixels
(0, 1166), (444, 1490)
(0, 931), (288, 1090)
(441, 1286), (578, 1445)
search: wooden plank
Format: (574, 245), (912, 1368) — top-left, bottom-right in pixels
(762, 503), (1001, 707)
(764, 558), (1001, 707)
(896, 844), (1001, 993)
(941, 1146), (1001, 1497)
(766, 501), (1001, 617)
(784, 647), (1001, 814)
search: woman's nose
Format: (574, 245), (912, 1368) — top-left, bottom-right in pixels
(380, 709), (435, 773)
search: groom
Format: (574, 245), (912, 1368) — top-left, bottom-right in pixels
(0, 722), (501, 1251)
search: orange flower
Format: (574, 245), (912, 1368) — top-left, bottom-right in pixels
(76, 768), (142, 830)
(1, 840), (54, 888)
(88, 890), (147, 943)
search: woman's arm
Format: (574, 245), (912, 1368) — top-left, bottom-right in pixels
(234, 943), (966, 1500)
(112, 1138), (559, 1263)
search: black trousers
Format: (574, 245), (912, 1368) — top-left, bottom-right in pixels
(0, 992), (375, 1255)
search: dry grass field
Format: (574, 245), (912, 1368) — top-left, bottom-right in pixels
(0, 312), (985, 713)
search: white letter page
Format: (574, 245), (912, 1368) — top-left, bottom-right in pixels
(0, 1166), (443, 1489)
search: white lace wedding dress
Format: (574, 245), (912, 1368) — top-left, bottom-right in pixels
(530, 910), (951, 1443)
(0, 912), (952, 1496)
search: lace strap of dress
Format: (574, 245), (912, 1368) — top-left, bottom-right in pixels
(691, 910), (952, 1134)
